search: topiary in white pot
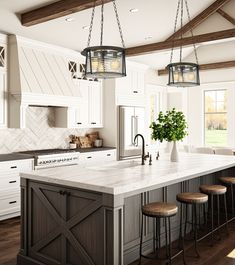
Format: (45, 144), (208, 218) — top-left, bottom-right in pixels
(150, 108), (188, 162)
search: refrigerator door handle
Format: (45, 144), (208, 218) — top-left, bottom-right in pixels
(135, 115), (139, 135)
(133, 116), (139, 146)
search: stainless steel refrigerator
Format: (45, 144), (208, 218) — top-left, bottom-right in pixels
(118, 106), (145, 160)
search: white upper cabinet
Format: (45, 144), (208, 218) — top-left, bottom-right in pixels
(116, 63), (146, 97)
(0, 34), (7, 128)
(89, 81), (103, 127)
(73, 80), (103, 128)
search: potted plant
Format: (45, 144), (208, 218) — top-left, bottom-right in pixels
(150, 108), (188, 162)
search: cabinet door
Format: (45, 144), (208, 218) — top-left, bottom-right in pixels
(89, 82), (103, 128)
(131, 68), (145, 95)
(75, 102), (89, 128)
(75, 80), (89, 128)
(27, 181), (104, 265)
(78, 80), (89, 99)
(116, 74), (132, 96)
(0, 71), (7, 127)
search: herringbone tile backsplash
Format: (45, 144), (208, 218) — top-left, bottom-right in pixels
(0, 106), (90, 154)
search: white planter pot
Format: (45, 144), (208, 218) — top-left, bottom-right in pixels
(170, 141), (179, 162)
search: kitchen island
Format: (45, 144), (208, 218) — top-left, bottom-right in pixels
(18, 153), (235, 265)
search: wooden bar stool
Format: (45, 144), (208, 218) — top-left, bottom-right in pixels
(219, 177), (235, 217)
(199, 184), (228, 244)
(139, 202), (185, 265)
(176, 192), (208, 257)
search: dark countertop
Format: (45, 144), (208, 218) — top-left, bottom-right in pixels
(0, 153), (34, 162)
(75, 147), (116, 153)
(0, 147), (116, 162)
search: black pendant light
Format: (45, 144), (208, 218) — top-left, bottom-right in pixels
(167, 0), (200, 87)
(82, 0), (126, 79)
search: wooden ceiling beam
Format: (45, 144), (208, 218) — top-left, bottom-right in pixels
(166, 0), (231, 41)
(157, 60), (235, 76)
(216, 8), (235, 26)
(21, 0), (112, 27)
(125, 28), (235, 57)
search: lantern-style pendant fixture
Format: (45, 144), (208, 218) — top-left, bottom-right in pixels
(82, 0), (126, 79)
(167, 0), (200, 87)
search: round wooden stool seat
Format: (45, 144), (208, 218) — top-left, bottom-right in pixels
(219, 177), (235, 185)
(176, 192), (208, 204)
(200, 185), (227, 195)
(142, 202), (178, 217)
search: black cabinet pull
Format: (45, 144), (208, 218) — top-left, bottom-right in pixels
(9, 201), (17, 204)
(77, 122), (82, 125)
(133, 91), (138, 94)
(59, 190), (70, 196)
(107, 154), (111, 156)
(10, 166), (17, 169)
(91, 122), (96, 125)
(59, 190), (65, 195)
(9, 180), (17, 184)
(87, 156), (92, 159)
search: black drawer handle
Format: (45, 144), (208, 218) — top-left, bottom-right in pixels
(107, 154), (111, 156)
(9, 180), (17, 184)
(59, 190), (70, 196)
(87, 156), (92, 159)
(77, 122), (82, 125)
(9, 201), (17, 204)
(133, 91), (138, 94)
(10, 166), (17, 169)
(91, 122), (96, 125)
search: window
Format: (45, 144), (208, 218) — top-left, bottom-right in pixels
(149, 93), (160, 145)
(204, 90), (227, 146)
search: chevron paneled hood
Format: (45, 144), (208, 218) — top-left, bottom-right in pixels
(8, 35), (85, 128)
(9, 35), (82, 106)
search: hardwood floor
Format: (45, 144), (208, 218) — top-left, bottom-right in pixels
(0, 217), (20, 265)
(0, 217), (235, 265)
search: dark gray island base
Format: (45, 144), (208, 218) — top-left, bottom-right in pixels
(17, 154), (235, 265)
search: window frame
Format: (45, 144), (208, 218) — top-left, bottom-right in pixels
(203, 89), (227, 147)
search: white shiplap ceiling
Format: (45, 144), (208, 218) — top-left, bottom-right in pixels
(0, 0), (235, 68)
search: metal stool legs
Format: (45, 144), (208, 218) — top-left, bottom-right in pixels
(224, 193), (229, 234)
(230, 184), (234, 217)
(192, 204), (200, 257)
(208, 193), (229, 245)
(139, 215), (174, 265)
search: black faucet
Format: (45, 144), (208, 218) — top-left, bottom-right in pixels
(134, 134), (149, 165)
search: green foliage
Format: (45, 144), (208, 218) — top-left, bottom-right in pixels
(150, 108), (188, 142)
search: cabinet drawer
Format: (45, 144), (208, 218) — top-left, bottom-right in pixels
(79, 150), (116, 165)
(0, 193), (20, 216)
(0, 159), (33, 173)
(0, 175), (20, 191)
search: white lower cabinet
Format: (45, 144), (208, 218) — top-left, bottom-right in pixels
(79, 149), (116, 166)
(0, 159), (34, 221)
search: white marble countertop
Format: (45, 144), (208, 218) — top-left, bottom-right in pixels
(20, 153), (235, 196)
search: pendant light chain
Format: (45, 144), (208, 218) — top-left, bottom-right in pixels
(184, 0), (199, 64)
(87, 0), (96, 47)
(179, 0), (184, 63)
(170, 0), (181, 64)
(112, 0), (126, 48)
(100, 0), (104, 46)
(82, 0), (127, 79)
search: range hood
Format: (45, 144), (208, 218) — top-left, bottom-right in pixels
(8, 35), (83, 128)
